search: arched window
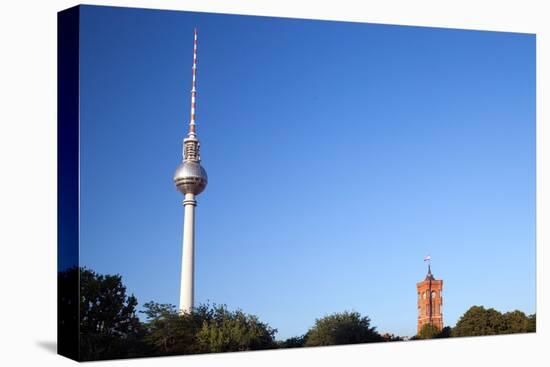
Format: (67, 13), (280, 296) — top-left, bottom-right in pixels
(431, 291), (436, 299)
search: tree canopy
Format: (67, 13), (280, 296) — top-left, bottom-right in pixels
(195, 305), (277, 352)
(141, 302), (277, 355)
(278, 335), (307, 348)
(304, 311), (383, 346)
(527, 313), (536, 333)
(61, 267), (536, 361)
(78, 268), (144, 360)
(140, 302), (207, 355)
(452, 306), (535, 337)
(417, 324), (440, 339)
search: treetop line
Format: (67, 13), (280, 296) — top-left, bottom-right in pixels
(58, 266), (536, 361)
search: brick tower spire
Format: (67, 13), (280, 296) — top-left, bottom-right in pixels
(416, 258), (443, 333)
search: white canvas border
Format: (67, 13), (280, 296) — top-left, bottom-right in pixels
(0, 1), (547, 366)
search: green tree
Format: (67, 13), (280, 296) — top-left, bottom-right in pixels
(79, 268), (144, 360)
(196, 305), (277, 352)
(502, 310), (530, 334)
(141, 302), (214, 355)
(304, 311), (382, 347)
(417, 324), (440, 339)
(278, 334), (307, 348)
(435, 326), (452, 338)
(453, 306), (534, 337)
(452, 306), (505, 337)
(141, 302), (277, 355)
(527, 313), (536, 332)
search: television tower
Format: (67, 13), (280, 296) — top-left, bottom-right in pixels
(173, 28), (208, 313)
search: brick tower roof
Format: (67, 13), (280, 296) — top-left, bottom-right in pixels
(425, 264), (435, 281)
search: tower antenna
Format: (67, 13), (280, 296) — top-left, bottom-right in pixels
(188, 27), (198, 137)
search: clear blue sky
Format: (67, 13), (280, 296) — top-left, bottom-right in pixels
(78, 5), (536, 338)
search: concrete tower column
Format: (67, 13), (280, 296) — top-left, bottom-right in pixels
(180, 193), (197, 313)
(173, 29), (207, 314)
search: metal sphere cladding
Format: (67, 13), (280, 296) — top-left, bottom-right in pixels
(174, 160), (208, 195)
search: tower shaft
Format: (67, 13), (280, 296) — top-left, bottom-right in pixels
(180, 193), (196, 313)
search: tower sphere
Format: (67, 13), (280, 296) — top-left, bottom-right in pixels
(174, 160), (208, 195)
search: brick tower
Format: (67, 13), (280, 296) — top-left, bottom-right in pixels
(416, 264), (443, 333)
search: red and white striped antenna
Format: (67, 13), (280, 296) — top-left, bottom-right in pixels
(188, 27), (198, 136)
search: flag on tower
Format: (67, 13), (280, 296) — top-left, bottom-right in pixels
(424, 255), (431, 262)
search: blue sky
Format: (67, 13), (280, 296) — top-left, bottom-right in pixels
(78, 5), (535, 338)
